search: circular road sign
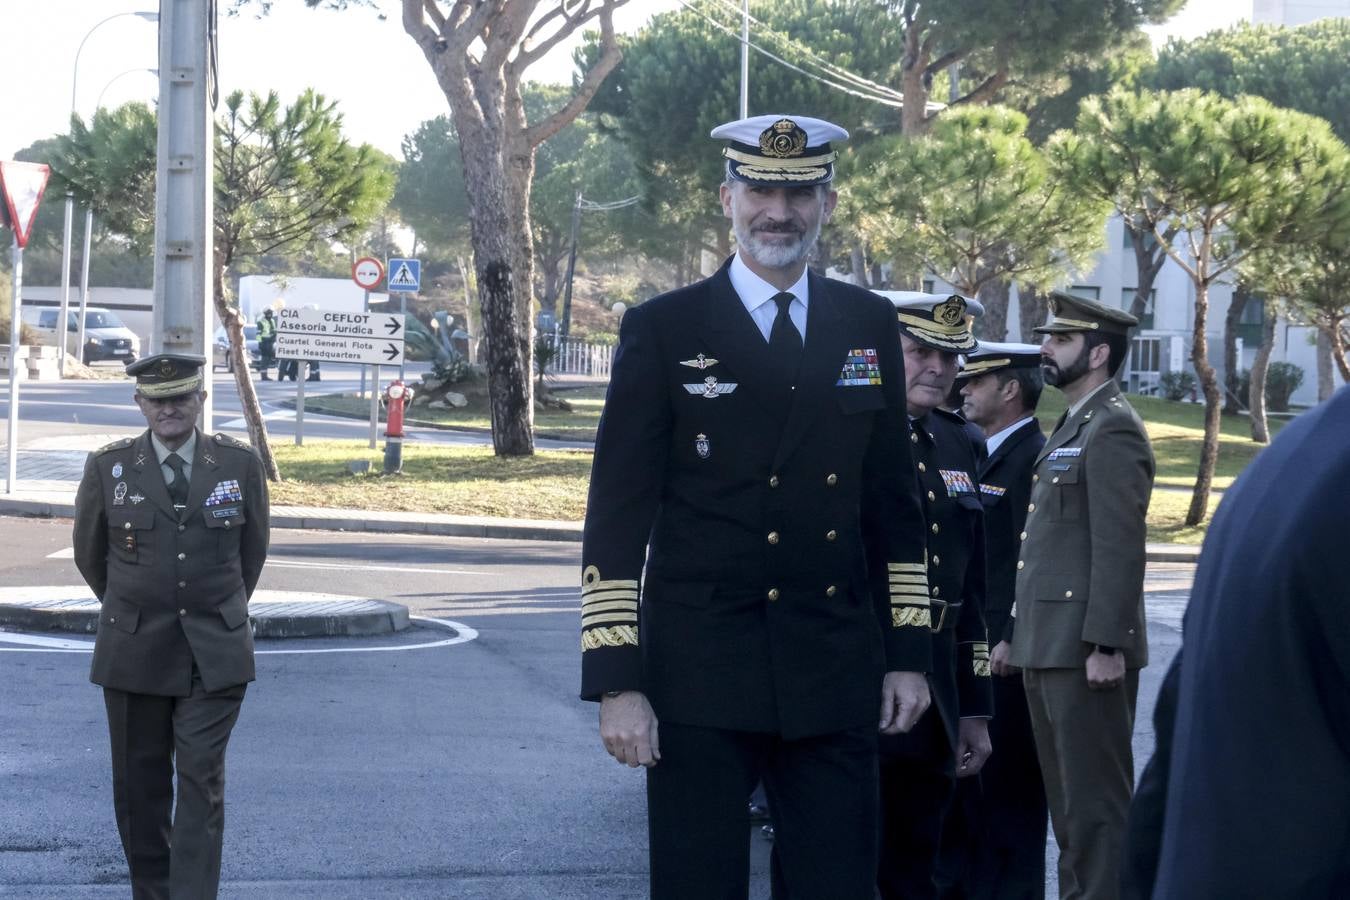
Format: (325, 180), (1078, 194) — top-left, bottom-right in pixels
(352, 256), (384, 290)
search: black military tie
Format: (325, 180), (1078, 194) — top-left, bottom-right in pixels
(767, 291), (803, 384)
(165, 452), (189, 510)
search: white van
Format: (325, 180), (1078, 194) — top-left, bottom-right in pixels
(22, 306), (142, 364)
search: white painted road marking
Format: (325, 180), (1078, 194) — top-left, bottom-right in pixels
(268, 560), (490, 576)
(46, 547), (75, 559)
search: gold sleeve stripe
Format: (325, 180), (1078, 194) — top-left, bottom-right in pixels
(581, 599), (638, 616)
(581, 625), (639, 651)
(893, 607), (933, 629)
(973, 659), (992, 677)
(581, 612), (639, 627)
(581, 580), (639, 594)
(971, 641), (990, 658)
(888, 563), (927, 574)
(582, 588), (639, 606)
(889, 574), (928, 585)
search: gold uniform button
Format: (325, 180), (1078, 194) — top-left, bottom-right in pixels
(1033, 474), (1039, 483)
(825, 585), (837, 598)
(1028, 503), (1036, 512)
(1020, 531), (1028, 541)
(918, 462), (927, 473)
(178, 608), (187, 616)
(769, 475), (780, 488)
(223, 520), (231, 529)
(177, 524), (186, 533)
(123, 522), (132, 531)
(1052, 476), (1060, 484)
(825, 530), (837, 542)
(927, 491), (936, 501)
(932, 554), (940, 566)
(931, 586), (940, 596)
(177, 553), (186, 561)
(767, 531), (780, 545)
(1017, 560), (1025, 570)
(826, 474), (838, 486)
(108, 617), (116, 624)
(178, 581), (187, 588)
(767, 588), (780, 602)
(931, 523), (940, 535)
(1065, 590), (1074, 598)
(911, 432), (919, 444)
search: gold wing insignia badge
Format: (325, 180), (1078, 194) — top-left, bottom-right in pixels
(679, 353), (719, 370)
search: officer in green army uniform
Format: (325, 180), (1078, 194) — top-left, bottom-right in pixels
(73, 353), (269, 900)
(875, 293), (994, 899)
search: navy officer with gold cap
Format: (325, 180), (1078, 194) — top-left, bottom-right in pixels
(871, 292), (994, 899)
(74, 353), (269, 899)
(581, 114), (932, 899)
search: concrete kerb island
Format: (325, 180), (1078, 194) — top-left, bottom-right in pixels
(0, 587), (411, 638)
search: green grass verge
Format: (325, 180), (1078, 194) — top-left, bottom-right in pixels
(298, 384), (606, 442)
(270, 441), (592, 520)
(1146, 488), (1221, 545)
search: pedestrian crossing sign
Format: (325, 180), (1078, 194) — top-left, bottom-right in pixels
(386, 257), (421, 293)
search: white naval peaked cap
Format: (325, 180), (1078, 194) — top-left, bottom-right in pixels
(874, 291), (984, 353)
(711, 114), (849, 186)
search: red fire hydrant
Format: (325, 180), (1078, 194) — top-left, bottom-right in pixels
(383, 380), (413, 474)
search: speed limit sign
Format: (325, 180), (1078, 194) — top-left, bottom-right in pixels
(352, 256), (384, 290)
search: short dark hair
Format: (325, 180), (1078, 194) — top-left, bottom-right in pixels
(1084, 330), (1129, 377)
(996, 366), (1044, 412)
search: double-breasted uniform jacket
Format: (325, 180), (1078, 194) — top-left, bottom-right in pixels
(1009, 382), (1154, 669)
(74, 429), (270, 696)
(879, 408), (993, 749)
(580, 259), (931, 740)
(977, 418), (1045, 646)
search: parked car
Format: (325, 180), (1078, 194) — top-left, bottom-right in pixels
(21, 306), (141, 364)
(212, 324), (261, 372)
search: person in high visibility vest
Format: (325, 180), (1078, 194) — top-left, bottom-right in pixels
(256, 309), (277, 380)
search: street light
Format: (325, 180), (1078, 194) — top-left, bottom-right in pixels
(58, 10), (157, 376)
(94, 67), (159, 114)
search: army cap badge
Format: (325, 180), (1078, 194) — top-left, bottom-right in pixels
(876, 291), (984, 353)
(710, 114), (849, 186)
(126, 353), (207, 399)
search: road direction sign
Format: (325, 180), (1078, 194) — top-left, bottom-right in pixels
(387, 257), (421, 292)
(275, 307), (405, 366)
(352, 256), (384, 290)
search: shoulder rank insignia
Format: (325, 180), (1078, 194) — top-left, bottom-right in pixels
(680, 353), (719, 370)
(684, 376), (738, 398)
(939, 469), (977, 496)
(836, 348), (882, 386)
(96, 437), (134, 455)
(214, 433), (252, 451)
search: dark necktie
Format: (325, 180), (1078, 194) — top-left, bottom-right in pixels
(767, 292), (803, 382)
(165, 453), (189, 509)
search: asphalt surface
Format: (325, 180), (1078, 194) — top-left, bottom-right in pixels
(0, 518), (1191, 898)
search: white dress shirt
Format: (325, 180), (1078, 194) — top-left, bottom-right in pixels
(984, 415), (1035, 458)
(728, 252), (810, 342)
(151, 431), (196, 492)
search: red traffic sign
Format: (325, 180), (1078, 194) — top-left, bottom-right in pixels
(352, 256), (384, 290)
(0, 160), (50, 249)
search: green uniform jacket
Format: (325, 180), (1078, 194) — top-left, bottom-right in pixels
(1009, 382), (1154, 670)
(74, 429), (270, 696)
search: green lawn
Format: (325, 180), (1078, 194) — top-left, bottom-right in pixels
(269, 386), (1293, 540)
(297, 383), (606, 442)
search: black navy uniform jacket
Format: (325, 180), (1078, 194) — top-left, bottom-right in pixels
(1130, 387), (1350, 899)
(580, 260), (931, 740)
(877, 408), (993, 749)
(976, 418), (1045, 645)
(74, 429), (270, 696)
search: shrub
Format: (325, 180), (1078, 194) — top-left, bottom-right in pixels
(1264, 362), (1304, 412)
(1159, 370), (1196, 402)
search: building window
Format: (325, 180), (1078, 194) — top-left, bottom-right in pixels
(1069, 285), (1100, 300)
(1236, 296), (1266, 346)
(1122, 224), (1159, 252)
(922, 279), (935, 294)
(1123, 288), (1156, 329)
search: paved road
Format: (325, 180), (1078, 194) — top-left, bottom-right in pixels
(0, 518), (1190, 898)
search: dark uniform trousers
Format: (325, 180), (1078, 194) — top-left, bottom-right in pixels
(75, 429), (268, 900)
(877, 411), (993, 900)
(580, 262), (933, 900)
(938, 418), (1048, 900)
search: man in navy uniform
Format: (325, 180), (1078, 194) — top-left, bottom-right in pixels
(947, 342), (1049, 899)
(1125, 387), (1350, 898)
(73, 353), (269, 899)
(874, 293), (994, 900)
(1011, 293), (1154, 900)
(581, 115), (933, 899)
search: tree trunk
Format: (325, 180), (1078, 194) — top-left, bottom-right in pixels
(211, 259), (279, 481)
(1186, 280), (1221, 527)
(850, 244), (870, 288)
(1316, 328), (1334, 400)
(900, 21), (931, 136)
(975, 279), (1010, 342)
(1328, 320), (1350, 383)
(870, 261), (886, 289)
(1222, 285), (1250, 416)
(1018, 283), (1046, 342)
(1247, 308), (1277, 444)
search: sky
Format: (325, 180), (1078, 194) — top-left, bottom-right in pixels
(0, 0), (1250, 162)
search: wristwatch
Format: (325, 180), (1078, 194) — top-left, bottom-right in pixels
(1095, 644), (1118, 656)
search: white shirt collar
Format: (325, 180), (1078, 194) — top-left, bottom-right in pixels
(728, 252), (810, 317)
(984, 415), (1035, 457)
(151, 431), (196, 465)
